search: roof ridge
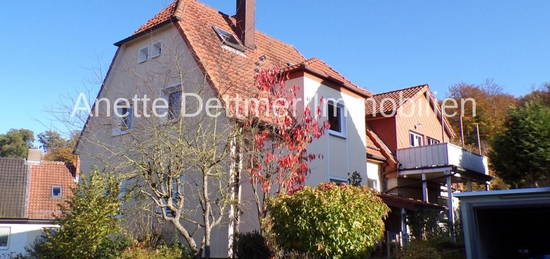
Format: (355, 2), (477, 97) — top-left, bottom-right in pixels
(373, 84), (427, 97)
(0, 157), (25, 162)
(305, 57), (368, 90)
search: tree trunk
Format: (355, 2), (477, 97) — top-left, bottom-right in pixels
(203, 172), (211, 259)
(171, 218), (199, 255)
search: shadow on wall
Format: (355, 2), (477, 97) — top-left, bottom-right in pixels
(304, 79), (368, 184)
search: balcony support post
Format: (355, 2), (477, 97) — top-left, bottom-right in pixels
(466, 180), (473, 192)
(446, 172), (456, 242)
(421, 174), (428, 202)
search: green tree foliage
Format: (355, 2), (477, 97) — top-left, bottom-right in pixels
(37, 130), (70, 152)
(446, 81), (517, 153)
(268, 183), (389, 258)
(29, 170), (129, 259)
(520, 84), (550, 107)
(489, 102), (550, 187)
(406, 208), (441, 240)
(0, 129), (34, 158)
(37, 130), (79, 164)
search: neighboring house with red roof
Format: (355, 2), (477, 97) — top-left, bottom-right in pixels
(0, 150), (77, 258)
(75, 0), (490, 256)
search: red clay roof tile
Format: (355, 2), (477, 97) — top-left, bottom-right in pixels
(27, 162), (76, 219)
(131, 0), (372, 100)
(285, 58), (373, 97)
(366, 84), (428, 116)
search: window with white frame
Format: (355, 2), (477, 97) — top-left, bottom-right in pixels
(51, 186), (62, 199)
(0, 227), (9, 249)
(327, 101), (346, 137)
(114, 101), (133, 133)
(138, 46), (149, 63)
(367, 178), (378, 190)
(151, 41), (162, 58)
(427, 137), (440, 145)
(410, 131), (424, 147)
(163, 85), (183, 120)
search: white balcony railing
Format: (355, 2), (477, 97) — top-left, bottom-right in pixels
(396, 143), (489, 175)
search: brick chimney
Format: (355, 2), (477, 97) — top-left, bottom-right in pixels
(236, 0), (256, 49)
(27, 149), (43, 164)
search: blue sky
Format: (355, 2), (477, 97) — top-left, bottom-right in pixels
(1, 0), (549, 136)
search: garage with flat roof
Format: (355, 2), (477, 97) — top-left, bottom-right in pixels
(456, 188), (550, 259)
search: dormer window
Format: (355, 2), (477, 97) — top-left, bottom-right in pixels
(51, 186), (62, 199)
(213, 26), (245, 51)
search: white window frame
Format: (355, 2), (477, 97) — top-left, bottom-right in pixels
(138, 46), (149, 63)
(327, 101), (347, 138)
(427, 137), (440, 145)
(367, 178), (378, 191)
(112, 101), (133, 136)
(410, 131), (424, 147)
(0, 227), (10, 249)
(51, 185), (63, 199)
(151, 41), (162, 58)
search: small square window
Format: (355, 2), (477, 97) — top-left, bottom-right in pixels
(151, 42), (162, 58)
(51, 186), (62, 199)
(138, 47), (149, 63)
(328, 101), (346, 137)
(0, 227), (9, 249)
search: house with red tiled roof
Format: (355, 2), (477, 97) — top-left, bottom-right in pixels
(0, 150), (77, 257)
(365, 84), (492, 245)
(75, 0), (490, 256)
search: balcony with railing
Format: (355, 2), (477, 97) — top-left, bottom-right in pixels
(396, 142), (489, 176)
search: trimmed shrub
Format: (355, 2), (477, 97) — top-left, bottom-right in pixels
(268, 183), (389, 258)
(233, 231), (273, 259)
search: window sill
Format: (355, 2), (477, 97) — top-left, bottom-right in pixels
(112, 129), (131, 137)
(151, 54), (160, 59)
(328, 130), (347, 139)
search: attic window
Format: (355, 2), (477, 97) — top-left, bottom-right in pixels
(213, 26), (244, 51)
(51, 186), (62, 199)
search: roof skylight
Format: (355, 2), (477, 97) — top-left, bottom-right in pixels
(213, 26), (245, 52)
